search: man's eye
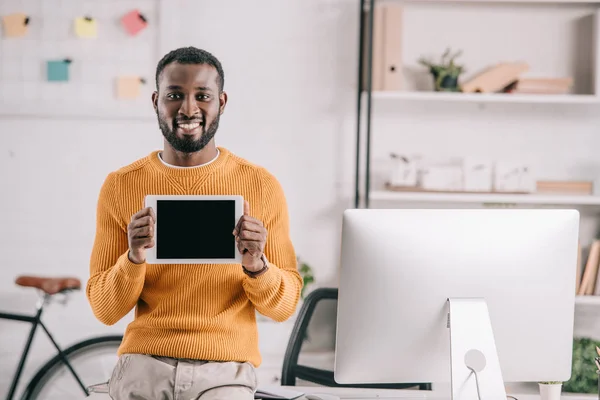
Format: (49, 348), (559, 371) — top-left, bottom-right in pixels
(197, 94), (210, 100)
(167, 93), (182, 100)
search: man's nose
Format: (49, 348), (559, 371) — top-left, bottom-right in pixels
(179, 96), (199, 118)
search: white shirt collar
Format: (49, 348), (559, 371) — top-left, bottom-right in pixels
(158, 149), (220, 169)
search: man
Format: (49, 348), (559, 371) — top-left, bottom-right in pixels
(87, 46), (303, 400)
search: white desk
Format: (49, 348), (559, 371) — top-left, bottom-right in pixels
(266, 388), (597, 400)
(86, 386), (599, 400)
(86, 387), (422, 400)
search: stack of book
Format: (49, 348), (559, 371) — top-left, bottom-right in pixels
(511, 78), (573, 95)
(577, 240), (600, 296)
(460, 62), (573, 95)
(536, 180), (593, 196)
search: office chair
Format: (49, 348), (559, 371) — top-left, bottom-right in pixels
(280, 287), (432, 390)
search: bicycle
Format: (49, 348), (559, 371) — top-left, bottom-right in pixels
(1, 275), (124, 399)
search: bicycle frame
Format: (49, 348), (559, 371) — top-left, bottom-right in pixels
(0, 292), (89, 400)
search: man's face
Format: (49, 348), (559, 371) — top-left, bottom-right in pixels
(152, 62), (226, 153)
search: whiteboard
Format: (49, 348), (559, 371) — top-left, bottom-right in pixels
(0, 0), (160, 120)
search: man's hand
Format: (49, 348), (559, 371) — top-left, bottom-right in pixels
(233, 200), (268, 272)
(127, 207), (156, 264)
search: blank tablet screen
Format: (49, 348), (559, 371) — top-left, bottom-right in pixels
(156, 200), (236, 260)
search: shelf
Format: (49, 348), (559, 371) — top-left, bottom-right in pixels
(369, 91), (600, 105)
(389, 0), (600, 3)
(370, 190), (600, 206)
(575, 296), (600, 305)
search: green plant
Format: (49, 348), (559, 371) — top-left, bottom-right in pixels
(297, 257), (314, 299)
(563, 337), (600, 393)
(418, 48), (465, 92)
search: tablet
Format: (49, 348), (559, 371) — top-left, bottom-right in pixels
(144, 194), (244, 264)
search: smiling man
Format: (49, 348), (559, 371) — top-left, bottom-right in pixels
(86, 47), (302, 400)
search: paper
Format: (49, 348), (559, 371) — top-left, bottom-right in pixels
(2, 13), (29, 37)
(47, 60), (71, 82)
(117, 76), (144, 99)
(121, 9), (147, 36)
(75, 16), (97, 38)
(254, 386), (304, 400)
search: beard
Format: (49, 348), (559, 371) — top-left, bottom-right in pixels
(157, 111), (220, 154)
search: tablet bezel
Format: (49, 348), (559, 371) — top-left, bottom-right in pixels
(144, 194), (244, 264)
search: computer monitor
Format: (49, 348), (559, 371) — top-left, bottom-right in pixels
(334, 209), (579, 400)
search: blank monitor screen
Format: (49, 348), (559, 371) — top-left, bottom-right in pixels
(156, 200), (236, 259)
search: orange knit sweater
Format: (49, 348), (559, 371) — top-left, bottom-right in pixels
(86, 147), (302, 367)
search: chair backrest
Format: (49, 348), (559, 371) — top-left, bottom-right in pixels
(281, 287), (338, 385)
(281, 287), (431, 390)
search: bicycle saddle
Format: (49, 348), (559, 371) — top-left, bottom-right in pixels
(15, 275), (81, 295)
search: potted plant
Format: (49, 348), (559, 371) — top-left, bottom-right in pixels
(563, 338), (600, 394)
(297, 257), (314, 299)
(538, 381), (562, 400)
(418, 48), (465, 92)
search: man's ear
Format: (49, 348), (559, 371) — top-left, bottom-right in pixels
(152, 91), (158, 112)
(219, 91), (228, 115)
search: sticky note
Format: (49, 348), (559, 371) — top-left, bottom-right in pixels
(47, 60), (71, 82)
(2, 13), (29, 37)
(75, 16), (97, 38)
(121, 9), (147, 36)
(117, 76), (145, 99)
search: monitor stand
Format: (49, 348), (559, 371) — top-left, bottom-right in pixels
(447, 298), (507, 400)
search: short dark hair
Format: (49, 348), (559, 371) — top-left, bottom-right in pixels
(155, 46), (225, 92)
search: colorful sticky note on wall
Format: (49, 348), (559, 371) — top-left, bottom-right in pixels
(47, 59), (71, 82)
(121, 9), (147, 36)
(2, 13), (29, 37)
(74, 16), (97, 38)
(117, 76), (145, 99)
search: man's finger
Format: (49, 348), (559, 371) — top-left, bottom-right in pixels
(239, 221), (264, 234)
(242, 215), (263, 227)
(244, 200), (250, 216)
(244, 247), (262, 257)
(131, 238), (153, 248)
(233, 211), (248, 235)
(239, 240), (264, 253)
(239, 231), (263, 241)
(233, 215), (263, 231)
(234, 215), (260, 236)
(130, 216), (154, 229)
(131, 225), (153, 238)
(132, 207), (153, 220)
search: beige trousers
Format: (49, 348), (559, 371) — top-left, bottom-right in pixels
(108, 353), (257, 400)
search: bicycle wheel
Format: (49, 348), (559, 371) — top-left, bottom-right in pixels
(20, 335), (123, 400)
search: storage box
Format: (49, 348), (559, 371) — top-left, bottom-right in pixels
(389, 154), (418, 187)
(494, 161), (534, 193)
(463, 158), (493, 192)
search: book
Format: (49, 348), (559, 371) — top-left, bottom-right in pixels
(579, 240), (600, 295)
(255, 386), (305, 400)
(461, 62), (529, 93)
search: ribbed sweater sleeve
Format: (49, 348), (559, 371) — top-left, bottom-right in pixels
(86, 172), (146, 325)
(242, 170), (303, 322)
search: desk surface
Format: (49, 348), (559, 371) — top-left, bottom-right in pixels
(87, 386), (599, 400)
(259, 387), (599, 400)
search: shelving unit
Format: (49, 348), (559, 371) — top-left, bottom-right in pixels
(353, 0), (600, 351)
(371, 91), (600, 104)
(370, 190), (600, 208)
(354, 0), (600, 208)
(408, 0), (600, 3)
